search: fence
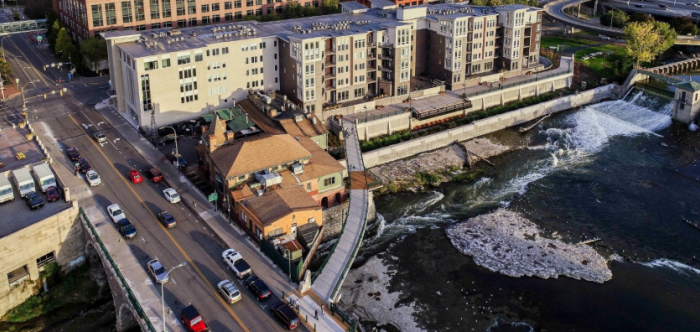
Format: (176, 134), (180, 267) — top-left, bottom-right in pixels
(330, 303), (358, 332)
(311, 208), (349, 283)
(464, 67), (572, 98)
(260, 238), (303, 283)
(355, 108), (406, 123)
(412, 100), (473, 120)
(79, 208), (156, 332)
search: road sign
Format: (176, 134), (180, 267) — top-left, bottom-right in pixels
(208, 193), (218, 202)
(37, 36), (42, 42)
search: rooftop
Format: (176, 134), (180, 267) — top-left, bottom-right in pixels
(676, 81), (700, 92)
(279, 114), (328, 138)
(0, 192), (74, 238)
(201, 106), (259, 134)
(0, 126), (46, 170)
(240, 185), (321, 225)
(105, 4), (541, 58)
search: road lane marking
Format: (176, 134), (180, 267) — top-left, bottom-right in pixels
(6, 37), (47, 87)
(67, 114), (251, 332)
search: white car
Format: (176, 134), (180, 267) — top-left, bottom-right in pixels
(163, 188), (181, 203)
(217, 280), (242, 304)
(107, 204), (126, 223)
(599, 34), (611, 40)
(147, 259), (169, 284)
(86, 170), (102, 186)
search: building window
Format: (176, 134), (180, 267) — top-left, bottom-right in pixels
(144, 60), (158, 71)
(201, 4), (209, 12)
(162, 0), (171, 17)
(177, 55), (191, 64)
(235, 0), (241, 8)
(151, 22), (161, 29)
(212, 3), (220, 10)
(135, 0), (145, 21)
(141, 74), (152, 111)
(246, 0), (253, 7)
(121, 1), (133, 23)
(188, 17), (197, 26)
(187, 0), (196, 14)
(307, 183), (312, 191)
(36, 252), (56, 268)
(213, 14), (220, 23)
(225, 13), (232, 21)
(225, 1), (232, 9)
(323, 177), (336, 186)
(177, 19), (186, 27)
(136, 24), (146, 31)
(91, 4), (103, 27)
(7, 265), (29, 286)
(235, 11), (242, 19)
(176, 0), (185, 15)
(162, 58), (171, 68)
(150, 0), (160, 19)
(105, 3), (117, 25)
(202, 16), (210, 24)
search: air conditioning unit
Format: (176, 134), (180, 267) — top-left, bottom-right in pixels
(291, 163), (304, 175)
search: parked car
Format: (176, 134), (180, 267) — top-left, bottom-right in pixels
(245, 275), (272, 302)
(146, 167), (163, 182)
(659, 3), (669, 9)
(86, 170), (102, 186)
(78, 158), (92, 173)
(45, 186), (60, 202)
(107, 204), (126, 223)
(181, 305), (209, 332)
(66, 147), (80, 161)
(147, 259), (169, 284)
(163, 188), (181, 203)
(117, 219), (137, 239)
(635, 4), (644, 7)
(598, 34), (611, 40)
(217, 280), (242, 304)
(93, 131), (107, 144)
(127, 170), (143, 184)
(25, 192), (44, 210)
(270, 301), (300, 330)
(158, 211), (178, 228)
(222, 249), (252, 279)
(157, 127), (178, 145)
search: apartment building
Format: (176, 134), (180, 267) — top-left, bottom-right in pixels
(104, 3), (542, 129)
(54, 0), (320, 41)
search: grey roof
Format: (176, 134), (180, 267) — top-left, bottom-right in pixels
(370, 0), (397, 8)
(676, 81), (700, 92)
(341, 1), (369, 11)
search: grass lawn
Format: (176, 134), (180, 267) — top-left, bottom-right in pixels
(540, 36), (597, 50)
(575, 44), (627, 80)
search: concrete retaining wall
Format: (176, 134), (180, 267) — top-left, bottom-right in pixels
(361, 84), (616, 168)
(321, 86), (443, 121)
(322, 202), (350, 242)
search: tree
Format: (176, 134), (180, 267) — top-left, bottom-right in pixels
(55, 28), (76, 63)
(629, 12), (654, 24)
(48, 19), (62, 52)
(624, 21), (664, 64)
(24, 0), (52, 19)
(0, 58), (11, 79)
(651, 21), (677, 57)
(670, 16), (699, 36)
(600, 9), (629, 28)
(321, 0), (340, 14)
(80, 37), (107, 73)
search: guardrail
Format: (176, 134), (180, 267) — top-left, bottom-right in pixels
(311, 208), (350, 283)
(356, 108), (406, 123)
(79, 208), (156, 332)
(464, 68), (572, 98)
(330, 303), (358, 332)
(412, 100), (473, 120)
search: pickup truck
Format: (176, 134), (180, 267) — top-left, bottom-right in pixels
(222, 249), (252, 279)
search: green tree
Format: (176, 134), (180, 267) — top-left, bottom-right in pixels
(48, 19), (62, 52)
(624, 21), (663, 64)
(670, 16), (699, 36)
(55, 28), (76, 63)
(80, 37), (108, 73)
(651, 21), (677, 57)
(629, 12), (654, 24)
(321, 0), (340, 14)
(0, 57), (11, 79)
(470, 0), (489, 5)
(600, 9), (629, 28)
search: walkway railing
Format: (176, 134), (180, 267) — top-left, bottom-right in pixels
(79, 208), (156, 332)
(464, 67), (572, 98)
(330, 303), (358, 332)
(312, 208), (349, 283)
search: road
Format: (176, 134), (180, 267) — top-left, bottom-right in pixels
(605, 0), (700, 20)
(0, 11), (296, 332)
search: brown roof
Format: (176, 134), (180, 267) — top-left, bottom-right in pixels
(210, 134), (312, 179)
(279, 115), (328, 138)
(238, 99), (286, 134)
(241, 186), (320, 225)
(294, 137), (345, 182)
(204, 114), (228, 147)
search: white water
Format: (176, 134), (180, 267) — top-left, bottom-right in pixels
(641, 258), (700, 276)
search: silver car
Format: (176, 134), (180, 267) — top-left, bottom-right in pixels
(86, 170), (102, 186)
(217, 280), (242, 304)
(147, 259), (169, 284)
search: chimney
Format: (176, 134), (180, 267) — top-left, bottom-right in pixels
(245, 115), (249, 124)
(208, 134), (218, 153)
(226, 130), (234, 143)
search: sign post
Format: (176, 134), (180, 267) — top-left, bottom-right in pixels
(208, 193), (218, 212)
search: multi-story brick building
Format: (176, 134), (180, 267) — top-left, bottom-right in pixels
(54, 0), (321, 41)
(104, 3), (543, 129)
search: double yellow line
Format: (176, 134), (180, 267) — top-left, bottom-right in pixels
(68, 114), (250, 332)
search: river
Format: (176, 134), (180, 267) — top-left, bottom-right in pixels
(338, 91), (700, 332)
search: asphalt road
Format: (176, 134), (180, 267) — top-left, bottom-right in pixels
(605, 0), (700, 20)
(0, 13), (296, 332)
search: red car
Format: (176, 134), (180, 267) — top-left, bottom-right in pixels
(146, 167), (163, 182)
(181, 305), (208, 332)
(45, 186), (60, 202)
(127, 170), (143, 184)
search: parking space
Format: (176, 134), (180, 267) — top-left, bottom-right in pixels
(0, 126), (44, 170)
(0, 193), (72, 237)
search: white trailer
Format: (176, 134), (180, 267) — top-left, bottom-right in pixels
(0, 171), (14, 203)
(32, 163), (56, 192)
(12, 168), (36, 197)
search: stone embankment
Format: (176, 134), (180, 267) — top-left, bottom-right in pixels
(338, 255), (422, 332)
(370, 138), (510, 192)
(446, 209), (612, 283)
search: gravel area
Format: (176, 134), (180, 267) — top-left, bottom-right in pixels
(446, 209), (612, 283)
(462, 138), (510, 165)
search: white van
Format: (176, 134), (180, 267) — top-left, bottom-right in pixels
(32, 163), (56, 192)
(0, 171), (14, 203)
(12, 168), (36, 197)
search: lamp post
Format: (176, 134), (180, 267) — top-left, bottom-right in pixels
(163, 125), (179, 168)
(161, 262), (186, 332)
(284, 249), (291, 279)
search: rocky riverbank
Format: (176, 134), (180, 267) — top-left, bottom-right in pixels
(446, 209), (612, 283)
(371, 138), (510, 193)
(337, 255), (422, 332)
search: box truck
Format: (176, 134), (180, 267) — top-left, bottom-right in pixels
(0, 171), (14, 203)
(12, 168), (36, 197)
(32, 163), (57, 192)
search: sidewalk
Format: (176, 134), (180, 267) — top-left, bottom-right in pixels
(95, 103), (349, 332)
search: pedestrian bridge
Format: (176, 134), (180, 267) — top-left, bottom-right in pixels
(0, 19), (47, 36)
(311, 120), (379, 304)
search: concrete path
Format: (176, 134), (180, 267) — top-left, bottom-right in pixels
(311, 122), (370, 303)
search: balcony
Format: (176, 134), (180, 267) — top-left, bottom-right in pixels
(325, 59), (336, 67)
(379, 66), (393, 73)
(379, 55), (393, 61)
(325, 84), (336, 91)
(326, 48), (336, 54)
(378, 42), (394, 49)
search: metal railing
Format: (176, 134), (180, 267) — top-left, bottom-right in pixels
(412, 100), (473, 120)
(330, 303), (358, 332)
(463, 68), (572, 98)
(79, 208), (156, 332)
(311, 208), (349, 283)
(356, 108), (405, 123)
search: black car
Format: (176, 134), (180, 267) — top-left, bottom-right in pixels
(158, 211), (177, 228)
(157, 126), (178, 145)
(270, 301), (300, 330)
(244, 275), (272, 302)
(78, 158), (92, 173)
(66, 147), (80, 161)
(25, 192), (44, 210)
(117, 218), (138, 239)
(635, 4), (644, 7)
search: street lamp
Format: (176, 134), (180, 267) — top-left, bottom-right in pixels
(161, 262), (186, 332)
(284, 249), (291, 279)
(162, 125), (179, 168)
